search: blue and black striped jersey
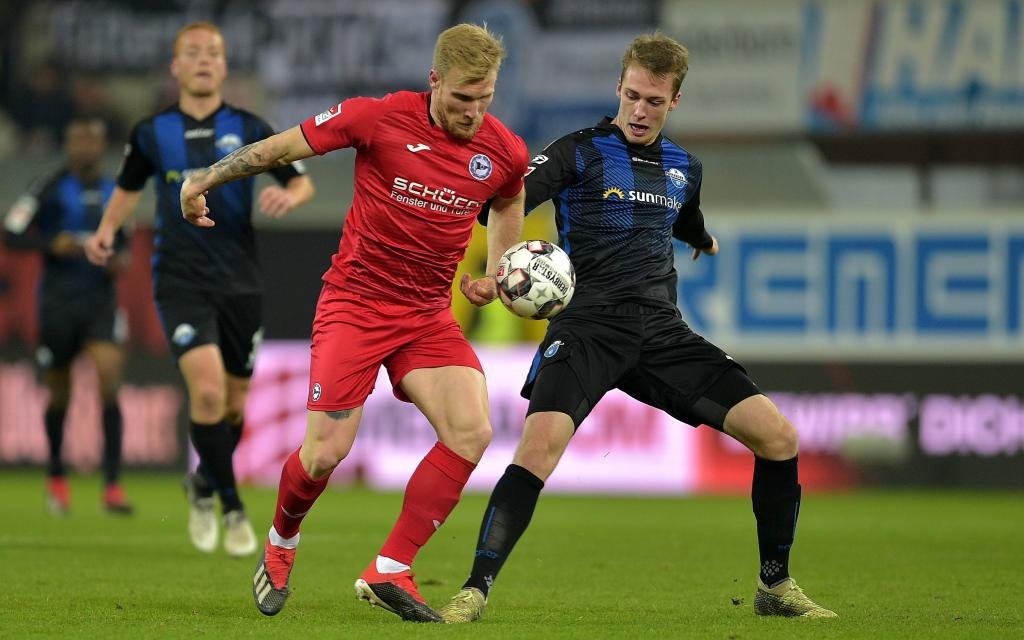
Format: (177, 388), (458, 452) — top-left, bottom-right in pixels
(4, 168), (122, 300)
(118, 103), (304, 294)
(513, 117), (710, 310)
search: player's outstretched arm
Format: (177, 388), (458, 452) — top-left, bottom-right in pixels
(181, 126), (315, 227)
(460, 186), (526, 306)
(85, 187), (142, 266)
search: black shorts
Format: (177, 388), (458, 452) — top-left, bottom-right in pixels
(154, 285), (263, 378)
(36, 291), (125, 370)
(524, 304), (760, 431)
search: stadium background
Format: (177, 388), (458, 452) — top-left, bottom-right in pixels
(1, 0), (1022, 493)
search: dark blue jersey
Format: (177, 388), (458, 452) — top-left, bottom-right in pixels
(117, 103), (304, 294)
(509, 117), (710, 310)
(4, 168), (122, 300)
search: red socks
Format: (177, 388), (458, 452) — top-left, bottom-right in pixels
(379, 441), (476, 566)
(272, 449), (330, 539)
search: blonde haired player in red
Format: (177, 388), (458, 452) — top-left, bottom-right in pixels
(180, 23), (528, 622)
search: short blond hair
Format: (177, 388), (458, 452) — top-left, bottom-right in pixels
(173, 21), (225, 56)
(433, 23), (505, 83)
(621, 33), (689, 96)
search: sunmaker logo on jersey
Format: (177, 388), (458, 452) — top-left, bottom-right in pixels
(602, 186), (682, 210)
(390, 176), (482, 216)
(164, 168), (203, 184)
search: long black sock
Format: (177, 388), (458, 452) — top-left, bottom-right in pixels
(101, 404), (123, 485)
(44, 407), (67, 477)
(228, 417), (243, 453)
(464, 464), (544, 598)
(194, 419), (241, 499)
(752, 455), (800, 587)
(189, 420), (243, 512)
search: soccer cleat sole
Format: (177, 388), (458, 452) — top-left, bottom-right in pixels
(354, 578), (443, 623)
(253, 556), (291, 616)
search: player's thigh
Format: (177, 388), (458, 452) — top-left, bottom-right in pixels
(387, 310), (490, 459)
(400, 365), (490, 461)
(178, 344), (228, 417)
(722, 393), (797, 459)
(214, 293), (263, 379)
(82, 340), (124, 398)
(301, 407), (364, 474)
(512, 410), (575, 482)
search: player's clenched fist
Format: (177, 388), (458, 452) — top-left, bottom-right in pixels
(180, 176), (214, 227)
(84, 229), (114, 265)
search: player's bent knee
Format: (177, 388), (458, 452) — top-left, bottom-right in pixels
(189, 385), (227, 421)
(443, 421), (492, 462)
(758, 415), (798, 460)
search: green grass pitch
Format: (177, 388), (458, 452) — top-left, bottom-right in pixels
(2, 471), (1021, 639)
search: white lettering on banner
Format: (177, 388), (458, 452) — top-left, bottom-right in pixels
(674, 215), (1024, 358)
(920, 395), (1024, 456)
(809, 0), (1024, 129)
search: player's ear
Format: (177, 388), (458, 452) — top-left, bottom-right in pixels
(170, 58), (180, 81)
(428, 68), (440, 90)
(668, 91), (681, 111)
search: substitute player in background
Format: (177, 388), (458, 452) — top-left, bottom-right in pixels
(180, 23), (528, 622)
(440, 33), (837, 622)
(85, 22), (314, 556)
(4, 117), (133, 515)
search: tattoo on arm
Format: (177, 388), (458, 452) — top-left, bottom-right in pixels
(191, 140), (291, 189)
(326, 409), (353, 420)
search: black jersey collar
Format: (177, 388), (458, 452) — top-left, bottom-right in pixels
(598, 116), (663, 148)
(177, 101), (226, 125)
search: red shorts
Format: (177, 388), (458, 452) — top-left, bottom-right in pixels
(307, 282), (482, 410)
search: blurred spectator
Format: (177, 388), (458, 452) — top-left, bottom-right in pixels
(0, 103), (18, 159)
(70, 75), (128, 144)
(8, 59), (73, 155)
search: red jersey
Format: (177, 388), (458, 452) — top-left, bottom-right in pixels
(300, 91), (529, 309)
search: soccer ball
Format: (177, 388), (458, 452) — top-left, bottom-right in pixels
(495, 240), (575, 319)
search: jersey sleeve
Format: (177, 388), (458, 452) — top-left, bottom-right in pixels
(524, 134), (578, 214)
(116, 122), (155, 191)
(672, 157), (713, 249)
(299, 96), (387, 155)
(495, 134), (529, 200)
(3, 173), (59, 251)
(253, 116), (307, 186)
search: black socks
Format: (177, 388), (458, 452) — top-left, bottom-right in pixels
(752, 455), (801, 587)
(464, 464), (545, 598)
(189, 420), (242, 512)
(100, 404), (123, 485)
(44, 407), (67, 477)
